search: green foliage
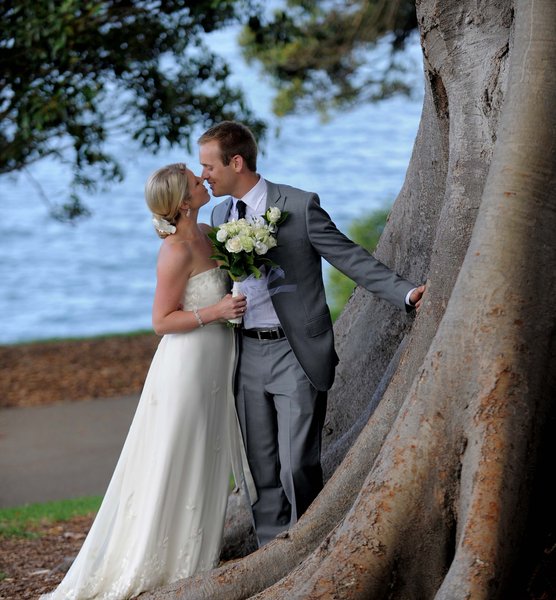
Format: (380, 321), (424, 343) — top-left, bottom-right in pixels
(0, 0), (265, 220)
(327, 207), (390, 321)
(1, 1), (419, 220)
(0, 496), (102, 538)
(240, 0), (418, 117)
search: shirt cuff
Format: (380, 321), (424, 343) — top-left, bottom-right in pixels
(405, 288), (417, 307)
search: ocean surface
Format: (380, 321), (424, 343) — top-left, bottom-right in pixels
(0, 29), (424, 344)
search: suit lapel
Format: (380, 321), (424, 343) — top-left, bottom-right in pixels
(265, 180), (286, 213)
(264, 181), (289, 274)
(214, 197), (233, 225)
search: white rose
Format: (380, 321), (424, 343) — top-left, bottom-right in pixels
(216, 228), (228, 242)
(239, 235), (254, 252)
(237, 221), (251, 235)
(226, 236), (243, 253)
(254, 241), (269, 255)
(266, 207), (281, 224)
(254, 227), (267, 241)
(266, 236), (277, 249)
(227, 223), (240, 236)
(263, 231), (274, 244)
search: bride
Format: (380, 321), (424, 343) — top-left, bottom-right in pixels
(41, 163), (256, 600)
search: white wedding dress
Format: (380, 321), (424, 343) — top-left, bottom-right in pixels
(41, 267), (255, 600)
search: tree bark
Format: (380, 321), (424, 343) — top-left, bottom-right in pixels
(141, 0), (556, 597)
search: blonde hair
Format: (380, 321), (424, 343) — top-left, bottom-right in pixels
(144, 163), (190, 238)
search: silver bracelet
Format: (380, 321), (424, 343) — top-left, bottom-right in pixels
(192, 307), (204, 328)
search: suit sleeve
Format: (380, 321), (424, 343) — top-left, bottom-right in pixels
(305, 194), (415, 312)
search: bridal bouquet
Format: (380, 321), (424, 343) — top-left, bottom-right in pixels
(209, 207), (289, 325)
(209, 207), (288, 282)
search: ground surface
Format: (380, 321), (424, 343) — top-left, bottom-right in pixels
(0, 515), (94, 599)
(0, 334), (157, 598)
(1, 335), (554, 599)
(0, 333), (159, 408)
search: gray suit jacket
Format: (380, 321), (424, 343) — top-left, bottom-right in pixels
(211, 179), (415, 392)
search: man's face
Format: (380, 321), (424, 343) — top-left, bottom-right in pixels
(199, 140), (237, 197)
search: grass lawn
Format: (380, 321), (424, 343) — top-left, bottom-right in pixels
(0, 496), (101, 538)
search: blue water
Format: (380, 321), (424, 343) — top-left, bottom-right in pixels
(0, 29), (424, 344)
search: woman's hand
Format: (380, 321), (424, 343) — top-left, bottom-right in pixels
(215, 293), (247, 321)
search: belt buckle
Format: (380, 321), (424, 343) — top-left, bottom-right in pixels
(256, 328), (275, 340)
(244, 327), (283, 340)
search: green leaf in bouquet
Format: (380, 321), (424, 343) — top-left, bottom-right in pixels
(230, 264), (245, 279)
(249, 265), (263, 278)
(210, 253), (228, 262)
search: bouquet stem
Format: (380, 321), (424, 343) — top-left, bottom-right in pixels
(229, 280), (243, 326)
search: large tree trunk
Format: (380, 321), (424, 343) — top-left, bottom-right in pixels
(141, 0), (555, 597)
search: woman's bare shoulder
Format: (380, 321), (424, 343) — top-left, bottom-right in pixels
(158, 237), (193, 269)
(198, 222), (213, 234)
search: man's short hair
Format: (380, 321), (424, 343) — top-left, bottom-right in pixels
(198, 121), (257, 172)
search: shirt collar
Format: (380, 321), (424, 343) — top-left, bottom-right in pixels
(234, 176), (267, 212)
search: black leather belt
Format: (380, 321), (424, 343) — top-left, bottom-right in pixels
(242, 327), (286, 340)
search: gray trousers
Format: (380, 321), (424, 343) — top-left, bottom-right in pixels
(236, 335), (327, 546)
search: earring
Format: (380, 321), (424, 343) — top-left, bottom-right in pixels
(186, 207), (191, 218)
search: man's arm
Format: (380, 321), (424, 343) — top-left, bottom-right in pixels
(305, 194), (420, 311)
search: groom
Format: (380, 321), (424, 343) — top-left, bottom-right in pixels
(199, 121), (425, 546)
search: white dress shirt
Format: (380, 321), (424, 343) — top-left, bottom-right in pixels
(231, 177), (281, 329)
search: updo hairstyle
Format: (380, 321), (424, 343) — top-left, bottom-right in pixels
(145, 163), (190, 238)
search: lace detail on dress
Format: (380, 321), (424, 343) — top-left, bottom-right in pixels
(182, 267), (229, 313)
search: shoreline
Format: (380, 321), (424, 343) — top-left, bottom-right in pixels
(0, 331), (160, 408)
(0, 328), (155, 348)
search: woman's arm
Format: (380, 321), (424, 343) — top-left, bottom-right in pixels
(151, 241), (246, 335)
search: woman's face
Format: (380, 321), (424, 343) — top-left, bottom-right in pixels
(186, 169), (210, 209)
